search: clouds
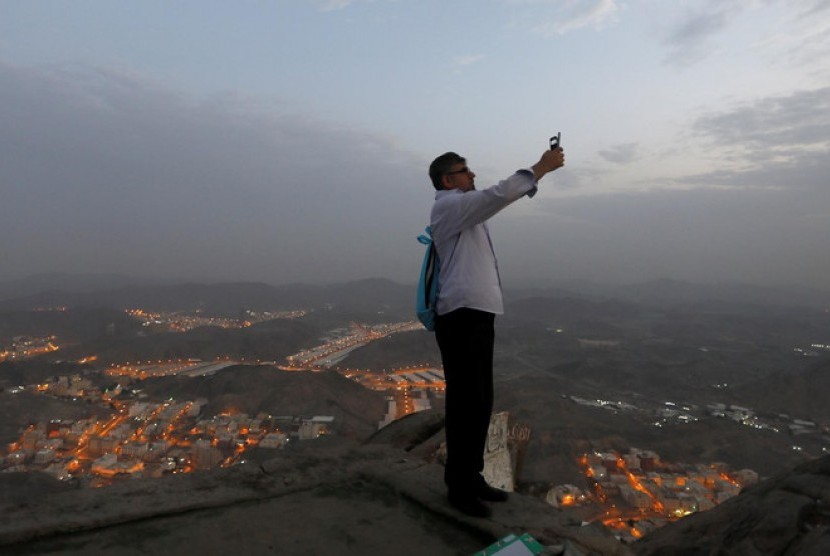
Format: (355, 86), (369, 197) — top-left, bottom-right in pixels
(661, 5), (733, 66)
(453, 54), (486, 67)
(313, 0), (378, 12)
(512, 0), (622, 36)
(686, 87), (830, 191)
(598, 143), (639, 165)
(2, 2), (829, 292)
(499, 182), (830, 289)
(0, 62), (430, 284)
(545, 0), (620, 35)
(694, 87), (830, 151)
(660, 0), (830, 68)
(492, 83), (830, 289)
(2, 60), (827, 290)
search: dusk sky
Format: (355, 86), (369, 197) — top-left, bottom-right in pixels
(2, 1), (829, 290)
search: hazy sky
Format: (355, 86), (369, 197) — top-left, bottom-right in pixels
(2, 1), (829, 289)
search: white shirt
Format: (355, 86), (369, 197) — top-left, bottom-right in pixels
(430, 169), (537, 316)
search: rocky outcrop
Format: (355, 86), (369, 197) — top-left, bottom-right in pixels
(368, 409), (527, 493)
(0, 431), (628, 555)
(4, 411), (830, 555)
(633, 455), (830, 555)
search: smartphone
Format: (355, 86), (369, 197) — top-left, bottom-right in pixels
(549, 132), (562, 150)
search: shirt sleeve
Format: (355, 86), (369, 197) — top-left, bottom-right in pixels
(431, 170), (538, 240)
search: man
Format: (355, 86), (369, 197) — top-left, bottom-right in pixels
(428, 146), (565, 517)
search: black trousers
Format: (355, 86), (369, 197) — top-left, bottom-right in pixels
(435, 308), (495, 494)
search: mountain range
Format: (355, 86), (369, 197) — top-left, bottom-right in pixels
(2, 273), (829, 315)
(2, 273), (830, 553)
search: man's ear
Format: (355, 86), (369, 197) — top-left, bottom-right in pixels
(441, 175), (452, 190)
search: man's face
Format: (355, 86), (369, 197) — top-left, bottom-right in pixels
(442, 163), (476, 192)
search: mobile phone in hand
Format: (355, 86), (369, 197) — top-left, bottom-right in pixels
(550, 132), (562, 150)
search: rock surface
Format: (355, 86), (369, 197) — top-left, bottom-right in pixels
(4, 411), (830, 556)
(0, 414), (628, 556)
(632, 455), (830, 555)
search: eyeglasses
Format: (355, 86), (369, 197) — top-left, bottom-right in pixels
(444, 166), (471, 176)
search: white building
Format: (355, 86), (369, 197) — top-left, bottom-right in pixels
(411, 390), (431, 412)
(190, 439), (223, 469)
(33, 448), (56, 465)
(298, 416), (334, 440)
(260, 432), (288, 449)
(378, 398), (397, 430)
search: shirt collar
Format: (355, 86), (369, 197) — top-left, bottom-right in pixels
(435, 188), (464, 200)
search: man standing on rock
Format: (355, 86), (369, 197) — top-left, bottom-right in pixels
(428, 145), (565, 517)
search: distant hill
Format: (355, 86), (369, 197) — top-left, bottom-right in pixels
(3, 274), (828, 322)
(0, 273), (159, 301)
(736, 357), (830, 422)
(0, 390), (111, 447)
(504, 296), (639, 339)
(0, 361), (92, 389)
(338, 328), (441, 371)
(52, 317), (323, 366)
(0, 307), (139, 345)
(135, 365), (387, 439)
(493, 370), (816, 486)
(526, 278), (830, 311)
(4, 275), (829, 495)
(0, 278), (413, 319)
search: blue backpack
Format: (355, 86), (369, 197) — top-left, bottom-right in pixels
(416, 226), (439, 331)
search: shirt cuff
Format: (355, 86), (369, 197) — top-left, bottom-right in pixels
(517, 168), (538, 198)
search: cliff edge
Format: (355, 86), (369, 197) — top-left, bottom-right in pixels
(3, 410), (829, 555)
(0, 412), (625, 556)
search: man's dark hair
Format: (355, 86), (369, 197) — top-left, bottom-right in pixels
(429, 152), (466, 191)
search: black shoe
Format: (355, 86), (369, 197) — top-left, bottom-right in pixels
(448, 492), (491, 518)
(476, 483), (509, 502)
